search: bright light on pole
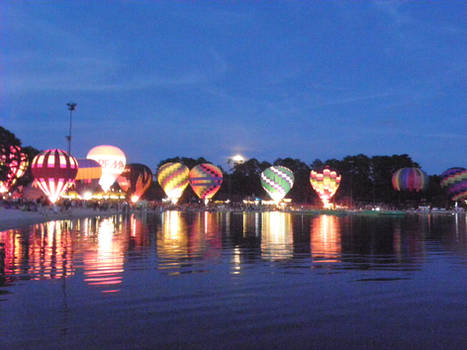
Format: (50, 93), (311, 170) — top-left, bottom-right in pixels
(66, 102), (77, 155)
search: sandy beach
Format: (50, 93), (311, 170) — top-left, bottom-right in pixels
(0, 207), (121, 231)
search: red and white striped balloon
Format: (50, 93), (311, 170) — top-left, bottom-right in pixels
(31, 149), (78, 203)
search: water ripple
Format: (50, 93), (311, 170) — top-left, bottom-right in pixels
(1, 212), (467, 349)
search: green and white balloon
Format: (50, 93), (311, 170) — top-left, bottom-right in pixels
(261, 166), (294, 203)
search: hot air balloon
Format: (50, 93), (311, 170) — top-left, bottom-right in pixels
(261, 166), (294, 204)
(189, 163), (223, 204)
(392, 168), (428, 192)
(117, 163), (153, 203)
(0, 145), (28, 194)
(87, 145), (126, 192)
(440, 167), (467, 201)
(74, 159), (102, 199)
(31, 149), (78, 203)
(310, 168), (341, 208)
(157, 162), (190, 204)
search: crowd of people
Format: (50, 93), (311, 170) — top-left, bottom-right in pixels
(1, 196), (465, 217)
(0, 197), (132, 215)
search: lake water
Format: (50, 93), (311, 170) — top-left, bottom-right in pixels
(1, 211), (467, 349)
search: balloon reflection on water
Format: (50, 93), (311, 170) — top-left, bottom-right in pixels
(157, 210), (189, 268)
(393, 223), (402, 259)
(391, 219), (425, 262)
(0, 215), (127, 293)
(157, 211), (222, 274)
(310, 215), (341, 263)
(0, 221), (74, 282)
(129, 213), (149, 247)
(83, 217), (124, 294)
(192, 211), (221, 259)
(261, 212), (293, 261)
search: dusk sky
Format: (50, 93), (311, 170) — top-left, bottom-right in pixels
(1, 1), (466, 175)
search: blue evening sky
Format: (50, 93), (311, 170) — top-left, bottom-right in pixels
(1, 1), (466, 175)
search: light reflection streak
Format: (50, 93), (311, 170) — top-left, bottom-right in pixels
(0, 229), (18, 280)
(132, 214), (137, 238)
(193, 211), (221, 260)
(393, 222), (402, 260)
(231, 246), (242, 275)
(310, 215), (341, 263)
(80, 217), (93, 238)
(157, 211), (189, 270)
(225, 212), (230, 235)
(157, 211), (223, 273)
(261, 212), (293, 260)
(0, 221), (74, 281)
(242, 212), (261, 237)
(129, 214), (149, 247)
(255, 212), (260, 237)
(83, 217), (124, 294)
(242, 213), (248, 237)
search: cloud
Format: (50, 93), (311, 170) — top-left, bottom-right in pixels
(372, 0), (412, 25)
(367, 125), (467, 140)
(170, 5), (255, 26)
(3, 69), (208, 93)
(372, 0), (467, 35)
(1, 5), (229, 95)
(209, 49), (228, 75)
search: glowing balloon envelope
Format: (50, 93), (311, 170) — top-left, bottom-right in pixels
(261, 166), (294, 203)
(440, 167), (467, 201)
(74, 159), (102, 199)
(392, 168), (428, 192)
(189, 163), (223, 202)
(310, 168), (341, 208)
(0, 145), (28, 194)
(117, 163), (153, 203)
(157, 162), (190, 204)
(31, 149), (78, 203)
(87, 145), (126, 192)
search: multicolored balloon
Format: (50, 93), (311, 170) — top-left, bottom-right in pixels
(117, 163), (153, 203)
(31, 149), (78, 203)
(87, 145), (126, 192)
(157, 162), (190, 204)
(0, 145), (28, 194)
(392, 168), (428, 192)
(310, 168), (341, 208)
(74, 159), (102, 199)
(440, 167), (467, 201)
(261, 166), (294, 203)
(189, 163), (223, 202)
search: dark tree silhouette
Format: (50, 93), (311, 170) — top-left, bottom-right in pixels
(0, 127), (22, 182)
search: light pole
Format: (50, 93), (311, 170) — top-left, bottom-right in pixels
(66, 102), (77, 154)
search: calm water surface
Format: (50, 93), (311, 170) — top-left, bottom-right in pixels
(1, 211), (467, 349)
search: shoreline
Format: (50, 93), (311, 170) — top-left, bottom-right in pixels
(2, 206), (464, 232)
(0, 207), (123, 231)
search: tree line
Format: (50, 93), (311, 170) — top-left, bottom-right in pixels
(154, 155), (447, 208)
